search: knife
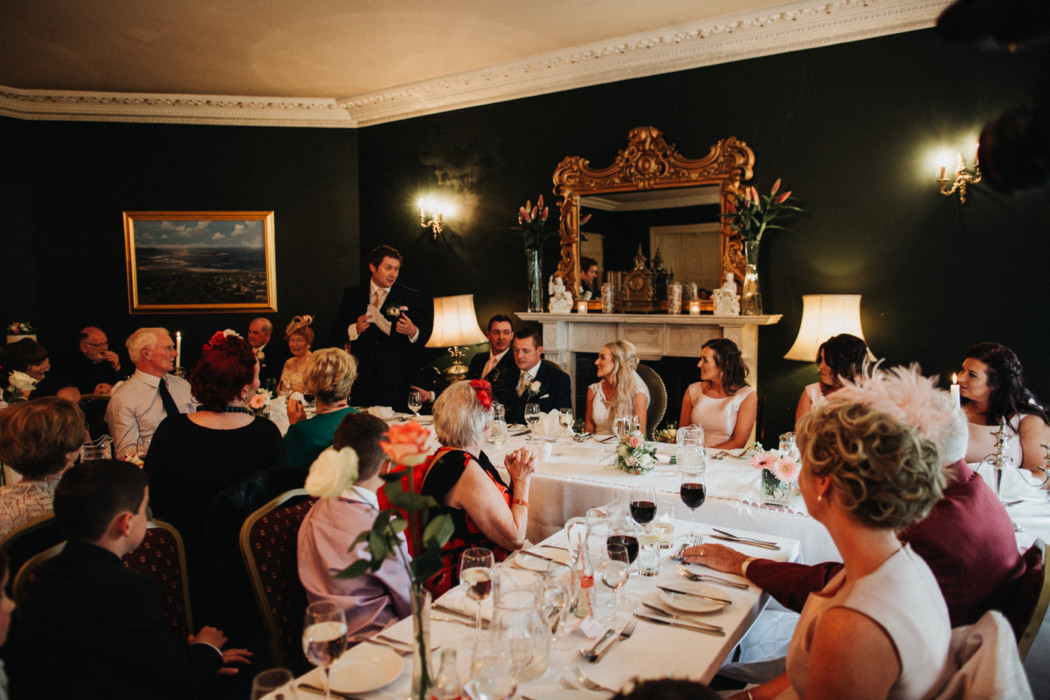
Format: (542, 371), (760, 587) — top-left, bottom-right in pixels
(708, 535), (781, 551)
(642, 602), (725, 630)
(656, 586), (731, 605)
(633, 613), (725, 637)
(299, 683), (359, 700)
(712, 528), (781, 548)
(519, 549), (566, 565)
(431, 614), (488, 629)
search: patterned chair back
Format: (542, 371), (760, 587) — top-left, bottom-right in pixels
(0, 514), (64, 588)
(1010, 539), (1048, 661)
(239, 489), (317, 670)
(636, 363), (667, 438)
(12, 541), (65, 606)
(122, 520), (194, 640)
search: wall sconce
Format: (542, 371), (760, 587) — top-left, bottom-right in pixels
(937, 147), (981, 204)
(784, 294), (873, 361)
(418, 197), (452, 238)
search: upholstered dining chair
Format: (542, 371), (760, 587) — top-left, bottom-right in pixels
(12, 541), (64, 605)
(122, 519), (194, 640)
(636, 363), (667, 438)
(239, 488), (317, 671)
(1010, 539), (1048, 661)
(0, 513), (64, 586)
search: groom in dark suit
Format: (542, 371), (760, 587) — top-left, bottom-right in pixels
(505, 325), (572, 424)
(330, 245), (432, 411)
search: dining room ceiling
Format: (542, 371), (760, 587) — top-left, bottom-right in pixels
(0, 0), (949, 127)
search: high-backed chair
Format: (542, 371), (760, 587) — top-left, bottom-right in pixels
(1011, 539), (1048, 661)
(0, 514), (64, 586)
(636, 363), (667, 438)
(12, 541), (64, 605)
(239, 488), (317, 671)
(122, 520), (194, 640)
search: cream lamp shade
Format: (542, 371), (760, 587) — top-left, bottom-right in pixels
(784, 294), (869, 361)
(425, 295), (487, 348)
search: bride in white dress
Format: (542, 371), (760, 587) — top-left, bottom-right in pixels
(585, 340), (650, 435)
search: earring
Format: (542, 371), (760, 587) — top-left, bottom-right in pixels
(817, 493), (823, 502)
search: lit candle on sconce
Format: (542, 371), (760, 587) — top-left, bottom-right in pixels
(688, 300), (702, 315)
(175, 331), (182, 369)
(576, 300), (588, 314)
(950, 373), (961, 407)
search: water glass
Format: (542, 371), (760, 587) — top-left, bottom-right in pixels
(490, 403), (507, 445)
(471, 636), (518, 700)
(250, 667), (295, 700)
(637, 543), (661, 577)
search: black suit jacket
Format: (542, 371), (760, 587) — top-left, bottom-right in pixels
(505, 359), (572, 424)
(256, 340), (289, 386)
(467, 349), (518, 409)
(329, 281), (432, 411)
(9, 541), (223, 700)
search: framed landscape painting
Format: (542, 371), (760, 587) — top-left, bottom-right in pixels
(123, 211), (277, 313)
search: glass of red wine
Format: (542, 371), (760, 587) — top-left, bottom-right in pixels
(629, 486), (657, 527)
(680, 469), (707, 528)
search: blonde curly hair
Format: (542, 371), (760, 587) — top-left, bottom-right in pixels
(797, 399), (944, 530)
(303, 348), (357, 404)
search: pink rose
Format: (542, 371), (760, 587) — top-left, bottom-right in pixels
(381, 421), (431, 466)
(628, 435), (642, 448)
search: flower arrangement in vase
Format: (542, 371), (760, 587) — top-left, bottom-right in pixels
(615, 429), (658, 474)
(750, 444), (802, 507)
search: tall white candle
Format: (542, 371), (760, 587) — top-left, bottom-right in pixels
(175, 331), (182, 369)
(950, 373), (961, 407)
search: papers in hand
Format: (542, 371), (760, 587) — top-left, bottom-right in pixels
(531, 409), (574, 438)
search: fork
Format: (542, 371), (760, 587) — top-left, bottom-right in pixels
(676, 563), (750, 589)
(588, 619), (636, 662)
(572, 666), (616, 692)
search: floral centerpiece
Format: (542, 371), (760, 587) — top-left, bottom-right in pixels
(6, 321), (36, 344)
(511, 194), (591, 312)
(304, 422), (452, 700)
(615, 429), (658, 474)
(750, 443), (802, 507)
(651, 422), (678, 444)
(722, 179), (803, 315)
(247, 389), (270, 418)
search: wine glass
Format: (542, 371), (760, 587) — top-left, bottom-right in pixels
(524, 403), (541, 440)
(629, 486), (657, 527)
(460, 547), (495, 631)
(613, 415), (631, 440)
(558, 408), (574, 435)
(280, 379), (294, 397)
(250, 667), (294, 700)
(471, 636), (518, 700)
(302, 600), (347, 699)
(680, 469), (707, 528)
(407, 390), (423, 419)
(600, 542), (632, 611)
(136, 436), (151, 462)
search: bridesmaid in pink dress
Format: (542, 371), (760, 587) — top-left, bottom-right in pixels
(678, 338), (756, 449)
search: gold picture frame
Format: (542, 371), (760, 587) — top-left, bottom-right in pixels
(123, 211), (277, 313)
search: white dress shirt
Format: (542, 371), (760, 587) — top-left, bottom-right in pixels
(105, 369), (195, 459)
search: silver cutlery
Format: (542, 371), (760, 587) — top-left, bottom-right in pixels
(676, 563), (750, 589)
(656, 585), (731, 605)
(581, 628), (616, 658)
(587, 618), (636, 662)
(430, 614), (488, 629)
(298, 682), (360, 699)
(519, 549), (566, 565)
(641, 602), (725, 631)
(366, 637), (413, 656)
(595, 435), (617, 443)
(572, 666), (617, 692)
(712, 528), (780, 549)
(634, 612), (725, 637)
(432, 603), (482, 623)
(708, 535), (781, 551)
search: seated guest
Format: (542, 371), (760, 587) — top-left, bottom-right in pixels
(411, 315), (517, 405)
(794, 333), (868, 428)
(0, 398), (84, 538)
(724, 388), (950, 700)
(246, 317), (286, 386)
(678, 338), (756, 449)
(0, 551), (15, 698)
(144, 331), (284, 621)
(959, 341), (1050, 482)
(105, 327), (194, 460)
(298, 413), (411, 641)
(279, 315), (314, 394)
(504, 326), (572, 424)
(0, 338), (77, 403)
(71, 326), (122, 396)
(417, 380), (535, 595)
(285, 348), (360, 466)
(585, 340), (649, 435)
(688, 366), (1025, 628)
(9, 460), (251, 698)
(579, 256), (599, 300)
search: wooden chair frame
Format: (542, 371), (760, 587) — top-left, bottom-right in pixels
(1018, 538), (1049, 661)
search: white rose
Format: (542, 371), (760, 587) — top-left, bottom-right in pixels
(530, 380), (541, 393)
(305, 447), (359, 499)
(8, 371), (37, 392)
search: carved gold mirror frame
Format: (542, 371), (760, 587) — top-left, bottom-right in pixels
(553, 126), (754, 300)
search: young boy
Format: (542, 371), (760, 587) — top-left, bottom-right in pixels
(9, 459), (251, 698)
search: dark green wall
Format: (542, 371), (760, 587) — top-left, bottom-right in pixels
(2, 28), (1047, 439)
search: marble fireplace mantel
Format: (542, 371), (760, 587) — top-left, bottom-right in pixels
(516, 312), (782, 406)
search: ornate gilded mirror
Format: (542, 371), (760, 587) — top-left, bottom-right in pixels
(553, 126), (754, 301)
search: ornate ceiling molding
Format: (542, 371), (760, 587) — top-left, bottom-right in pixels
(0, 0), (948, 128)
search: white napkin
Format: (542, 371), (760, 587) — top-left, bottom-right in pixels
(367, 303), (393, 336)
(532, 409), (574, 438)
(366, 405), (395, 419)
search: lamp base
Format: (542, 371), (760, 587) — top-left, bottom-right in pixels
(442, 346), (470, 384)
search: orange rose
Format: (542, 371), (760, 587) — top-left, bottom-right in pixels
(382, 421), (431, 466)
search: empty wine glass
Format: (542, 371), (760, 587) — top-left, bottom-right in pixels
(680, 469), (707, 528)
(250, 667), (295, 700)
(460, 547), (495, 631)
(136, 436), (151, 461)
(407, 390), (423, 419)
(280, 379), (294, 397)
(600, 542), (632, 611)
(471, 636), (518, 700)
(302, 600), (347, 699)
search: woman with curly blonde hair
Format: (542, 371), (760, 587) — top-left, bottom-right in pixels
(285, 348), (360, 466)
(734, 397), (950, 700)
(279, 315), (315, 393)
(585, 340), (650, 435)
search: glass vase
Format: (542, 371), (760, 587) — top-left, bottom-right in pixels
(409, 587), (433, 700)
(740, 239), (763, 315)
(525, 249), (543, 312)
(761, 468), (795, 507)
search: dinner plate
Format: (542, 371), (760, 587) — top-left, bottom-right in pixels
(513, 546), (571, 571)
(329, 643), (403, 693)
(657, 583), (724, 614)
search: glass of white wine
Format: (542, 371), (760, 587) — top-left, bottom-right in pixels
(460, 547), (495, 632)
(558, 408), (573, 436)
(302, 600), (347, 699)
(524, 403), (541, 442)
(407, 390), (423, 419)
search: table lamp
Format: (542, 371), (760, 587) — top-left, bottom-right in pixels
(784, 294), (872, 361)
(426, 294), (487, 383)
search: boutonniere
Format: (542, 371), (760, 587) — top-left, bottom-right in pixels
(523, 379), (544, 401)
(384, 304), (408, 318)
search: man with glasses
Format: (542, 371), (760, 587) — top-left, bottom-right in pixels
(72, 326), (123, 396)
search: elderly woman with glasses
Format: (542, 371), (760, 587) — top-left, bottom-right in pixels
(415, 380), (535, 596)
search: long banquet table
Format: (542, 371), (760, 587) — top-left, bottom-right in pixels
(263, 517), (802, 699)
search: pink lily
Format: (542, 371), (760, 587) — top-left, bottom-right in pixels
(537, 194), (544, 209)
(771, 178), (781, 195)
(531, 206), (538, 219)
(750, 186), (760, 202)
(743, 188), (753, 202)
(775, 191), (792, 204)
(580, 213), (592, 226)
(519, 206), (531, 221)
(541, 206), (548, 221)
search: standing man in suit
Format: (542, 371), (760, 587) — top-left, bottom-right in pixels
(505, 326), (572, 424)
(330, 245), (432, 412)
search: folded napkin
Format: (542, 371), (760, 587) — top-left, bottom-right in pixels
(532, 410), (574, 438)
(366, 405), (395, 419)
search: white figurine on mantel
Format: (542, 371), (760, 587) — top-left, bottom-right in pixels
(548, 275), (574, 313)
(713, 272), (740, 316)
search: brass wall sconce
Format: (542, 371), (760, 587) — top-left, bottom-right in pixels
(418, 197), (451, 237)
(937, 148), (981, 203)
